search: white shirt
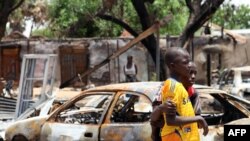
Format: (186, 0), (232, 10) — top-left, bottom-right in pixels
(124, 63), (136, 75)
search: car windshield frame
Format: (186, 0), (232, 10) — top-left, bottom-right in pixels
(47, 91), (115, 122)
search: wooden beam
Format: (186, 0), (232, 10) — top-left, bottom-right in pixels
(60, 15), (172, 88)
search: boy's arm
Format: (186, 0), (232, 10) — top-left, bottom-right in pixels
(166, 114), (209, 136)
(150, 100), (176, 122)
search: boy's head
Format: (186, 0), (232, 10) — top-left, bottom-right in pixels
(188, 61), (197, 85)
(182, 61), (197, 88)
(165, 47), (190, 79)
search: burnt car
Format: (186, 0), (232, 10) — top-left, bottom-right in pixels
(5, 82), (250, 141)
(218, 66), (250, 100)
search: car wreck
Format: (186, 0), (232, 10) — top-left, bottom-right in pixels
(0, 54), (59, 140)
(4, 82), (250, 141)
(218, 66), (250, 100)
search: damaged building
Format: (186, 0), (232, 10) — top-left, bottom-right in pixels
(0, 30), (250, 89)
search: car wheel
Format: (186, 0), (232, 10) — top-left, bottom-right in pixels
(0, 135), (3, 141)
(12, 135), (28, 141)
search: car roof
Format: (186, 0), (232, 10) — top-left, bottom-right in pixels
(231, 66), (250, 71)
(193, 84), (227, 94)
(86, 82), (162, 100)
(84, 82), (228, 101)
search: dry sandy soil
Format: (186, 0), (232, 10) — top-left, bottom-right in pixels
(12, 87), (82, 101)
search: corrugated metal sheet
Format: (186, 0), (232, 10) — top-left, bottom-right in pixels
(0, 96), (16, 119)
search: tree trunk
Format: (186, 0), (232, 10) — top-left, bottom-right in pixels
(0, 0), (24, 40)
(0, 18), (8, 40)
(178, 0), (224, 47)
(131, 0), (167, 80)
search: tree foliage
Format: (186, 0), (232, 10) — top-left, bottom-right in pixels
(46, 0), (224, 80)
(48, 0), (122, 37)
(0, 0), (225, 80)
(8, 0), (48, 34)
(213, 2), (250, 29)
(49, 0), (97, 37)
(149, 0), (188, 35)
(177, 0), (224, 47)
(47, 0), (188, 38)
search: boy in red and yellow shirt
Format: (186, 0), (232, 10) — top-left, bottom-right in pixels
(151, 47), (208, 141)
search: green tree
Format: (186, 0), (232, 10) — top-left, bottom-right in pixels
(213, 2), (250, 29)
(49, 0), (104, 37)
(9, 0), (48, 35)
(47, 0), (188, 37)
(97, 0), (224, 79)
(47, 0), (224, 81)
(177, 0), (224, 47)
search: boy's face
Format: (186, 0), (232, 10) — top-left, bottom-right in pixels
(171, 51), (190, 78)
(181, 66), (197, 88)
(188, 64), (197, 85)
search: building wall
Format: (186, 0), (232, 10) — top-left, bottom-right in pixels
(1, 36), (249, 87)
(193, 37), (250, 85)
(0, 38), (150, 87)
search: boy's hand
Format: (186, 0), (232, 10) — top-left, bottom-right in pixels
(159, 99), (176, 116)
(197, 116), (209, 136)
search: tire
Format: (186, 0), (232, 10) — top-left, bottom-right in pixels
(12, 135), (28, 141)
(0, 135), (4, 141)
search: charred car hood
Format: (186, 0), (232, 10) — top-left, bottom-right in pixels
(5, 116), (48, 141)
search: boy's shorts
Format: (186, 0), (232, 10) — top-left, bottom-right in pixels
(161, 132), (182, 141)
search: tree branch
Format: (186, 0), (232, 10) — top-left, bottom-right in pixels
(96, 13), (138, 37)
(131, 0), (152, 30)
(185, 0), (194, 12)
(144, 0), (155, 4)
(96, 13), (151, 53)
(131, 0), (157, 61)
(179, 0), (224, 46)
(193, 0), (202, 15)
(201, 0), (222, 13)
(8, 0), (24, 15)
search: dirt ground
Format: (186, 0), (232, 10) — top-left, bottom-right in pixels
(55, 87), (82, 99)
(12, 87), (82, 100)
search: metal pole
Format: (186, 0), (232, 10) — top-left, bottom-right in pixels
(207, 53), (211, 86)
(156, 29), (160, 81)
(0, 47), (2, 77)
(107, 41), (111, 83)
(191, 39), (194, 61)
(166, 35), (169, 48)
(147, 52), (150, 81)
(218, 53), (221, 70)
(117, 40), (120, 83)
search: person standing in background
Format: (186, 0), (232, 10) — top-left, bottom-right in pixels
(124, 55), (138, 82)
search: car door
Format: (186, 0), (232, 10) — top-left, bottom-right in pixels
(40, 92), (114, 141)
(100, 91), (152, 141)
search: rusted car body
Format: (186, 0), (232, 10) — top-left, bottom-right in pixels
(218, 66), (250, 100)
(5, 82), (250, 141)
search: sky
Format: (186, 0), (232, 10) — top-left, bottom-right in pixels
(227, 0), (250, 6)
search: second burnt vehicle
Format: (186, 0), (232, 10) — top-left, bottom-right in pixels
(218, 66), (250, 100)
(5, 82), (250, 141)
